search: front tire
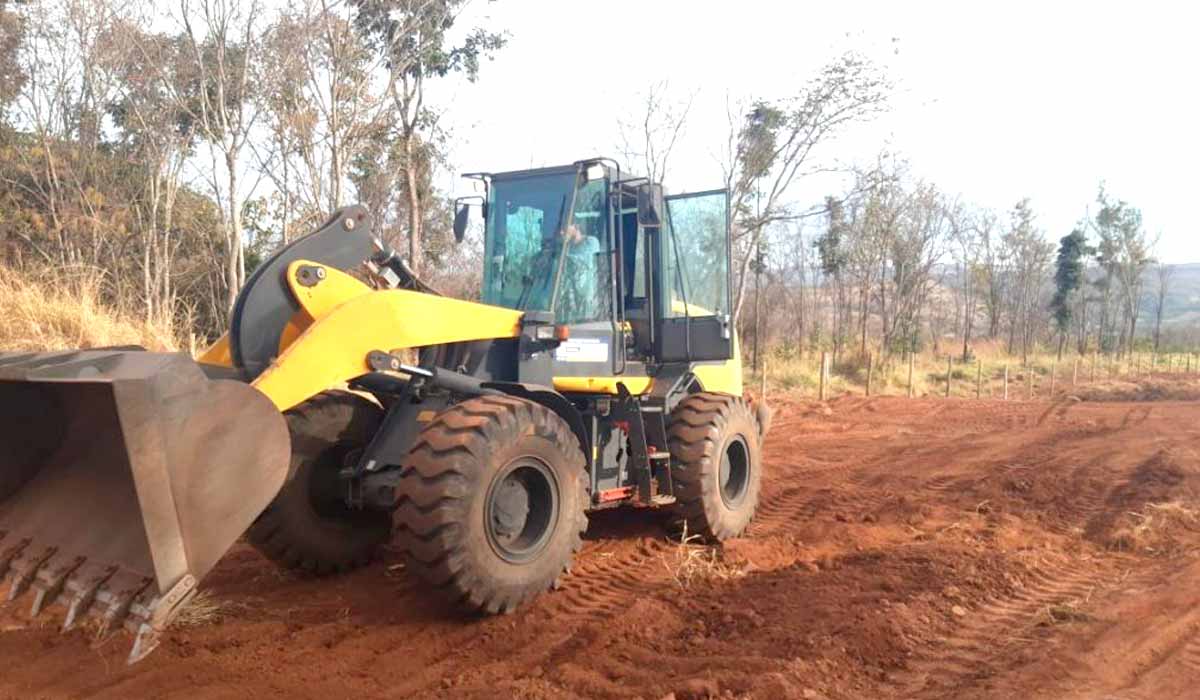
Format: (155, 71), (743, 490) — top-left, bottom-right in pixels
(669, 393), (763, 541)
(395, 395), (588, 614)
(247, 391), (392, 574)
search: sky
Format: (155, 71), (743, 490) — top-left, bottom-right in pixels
(434, 0), (1199, 263)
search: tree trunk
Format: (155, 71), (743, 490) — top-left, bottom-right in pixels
(404, 133), (422, 274)
(225, 149), (244, 312)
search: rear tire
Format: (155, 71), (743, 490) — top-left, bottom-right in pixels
(668, 393), (762, 541)
(248, 391), (392, 574)
(395, 395), (588, 614)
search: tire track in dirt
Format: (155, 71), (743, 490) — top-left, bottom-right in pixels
(539, 538), (672, 622)
(749, 486), (891, 536)
(892, 554), (1134, 696)
(1177, 630), (1200, 673)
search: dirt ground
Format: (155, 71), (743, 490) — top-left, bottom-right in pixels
(4, 374), (1200, 699)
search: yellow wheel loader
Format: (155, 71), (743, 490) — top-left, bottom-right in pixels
(0, 159), (771, 662)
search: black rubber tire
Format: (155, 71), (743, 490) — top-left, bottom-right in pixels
(394, 395), (588, 614)
(668, 392), (763, 541)
(247, 391), (392, 574)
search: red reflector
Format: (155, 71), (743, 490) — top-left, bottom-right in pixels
(598, 486), (635, 503)
(555, 325), (570, 341)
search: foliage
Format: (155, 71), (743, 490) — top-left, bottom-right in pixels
(1051, 228), (1090, 334)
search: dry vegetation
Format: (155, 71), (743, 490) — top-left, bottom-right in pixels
(1109, 501), (1200, 555)
(752, 338), (1200, 400)
(660, 526), (746, 589)
(0, 266), (178, 352)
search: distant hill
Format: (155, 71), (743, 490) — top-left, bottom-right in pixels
(1149, 263), (1200, 326)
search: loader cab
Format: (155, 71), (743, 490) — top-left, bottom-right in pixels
(469, 159), (734, 380)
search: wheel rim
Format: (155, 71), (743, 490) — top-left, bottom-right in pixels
(718, 436), (751, 507)
(485, 457), (560, 563)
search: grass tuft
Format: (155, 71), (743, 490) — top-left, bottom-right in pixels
(660, 524), (746, 589)
(173, 590), (233, 627)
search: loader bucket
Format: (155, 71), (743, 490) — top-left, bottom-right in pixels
(0, 350), (290, 663)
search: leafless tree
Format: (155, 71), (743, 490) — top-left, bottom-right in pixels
(173, 0), (266, 311)
(1152, 262), (1174, 352)
(616, 80), (694, 184)
(720, 52), (890, 323)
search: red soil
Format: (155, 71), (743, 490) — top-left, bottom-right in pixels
(4, 381), (1200, 699)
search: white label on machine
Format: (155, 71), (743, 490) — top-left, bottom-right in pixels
(555, 337), (609, 363)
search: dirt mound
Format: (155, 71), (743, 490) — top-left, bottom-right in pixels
(1072, 376), (1200, 402)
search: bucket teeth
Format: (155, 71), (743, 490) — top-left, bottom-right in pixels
(62, 563), (118, 631)
(94, 570), (154, 637)
(0, 537), (176, 664)
(30, 554), (86, 616)
(0, 536), (31, 579)
(6, 545), (56, 601)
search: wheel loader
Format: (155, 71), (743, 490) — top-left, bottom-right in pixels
(0, 158), (771, 663)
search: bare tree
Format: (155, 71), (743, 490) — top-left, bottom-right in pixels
(1002, 199), (1053, 362)
(107, 16), (194, 322)
(174, 0), (265, 311)
(721, 52), (890, 322)
(1152, 262), (1174, 352)
(616, 80), (694, 183)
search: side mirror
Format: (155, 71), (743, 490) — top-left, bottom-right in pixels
(452, 203), (470, 243)
(636, 183), (664, 227)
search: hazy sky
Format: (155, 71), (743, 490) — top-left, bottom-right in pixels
(436, 0), (1198, 262)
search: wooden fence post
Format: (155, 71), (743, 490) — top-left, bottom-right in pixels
(1027, 365), (1034, 400)
(976, 359), (983, 398)
(945, 356), (952, 398)
(1003, 364), (1009, 400)
(866, 353), (874, 397)
(819, 351), (828, 402)
(1072, 358), (1079, 388)
(1049, 362), (1056, 396)
(907, 352), (915, 398)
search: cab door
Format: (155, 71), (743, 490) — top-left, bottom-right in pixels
(655, 189), (733, 363)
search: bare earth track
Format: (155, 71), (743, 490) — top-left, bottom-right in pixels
(3, 375), (1200, 699)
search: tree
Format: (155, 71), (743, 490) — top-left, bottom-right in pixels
(1050, 227), (1089, 358)
(353, 0), (505, 275)
(721, 52), (890, 322)
(1002, 199), (1053, 362)
(616, 80), (694, 184)
(108, 22), (197, 323)
(0, 0), (26, 119)
(1152, 262), (1174, 352)
(1093, 186), (1152, 355)
(948, 202), (980, 361)
(173, 0), (266, 312)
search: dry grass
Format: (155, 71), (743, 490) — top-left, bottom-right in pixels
(660, 524), (746, 589)
(749, 339), (1183, 401)
(1109, 501), (1200, 554)
(173, 590), (233, 627)
(0, 266), (177, 352)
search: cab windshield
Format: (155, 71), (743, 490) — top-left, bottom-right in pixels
(482, 170), (608, 324)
